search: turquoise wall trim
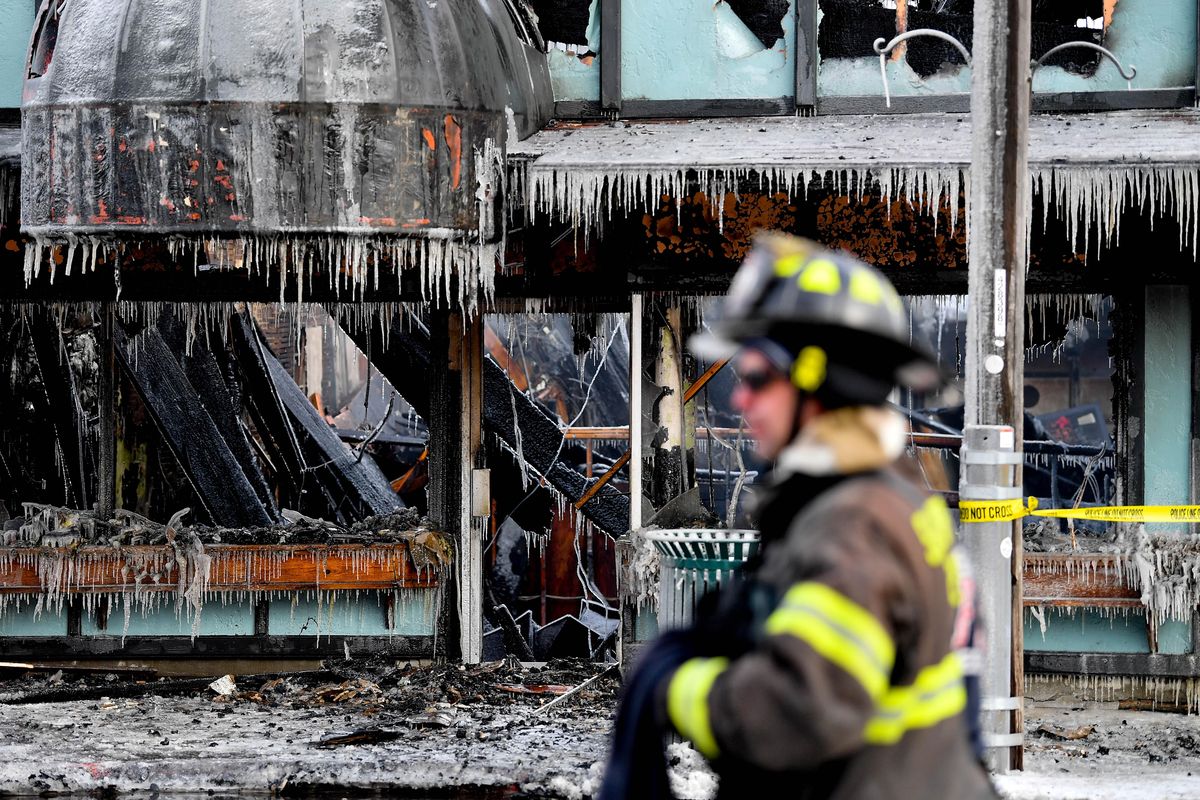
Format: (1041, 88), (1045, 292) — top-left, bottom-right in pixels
(1144, 285), (1192, 513)
(0, 591), (436, 638)
(0, 0), (33, 108)
(1156, 620), (1192, 655)
(268, 590), (435, 636)
(634, 605), (659, 641)
(80, 600), (254, 636)
(0, 602), (68, 635)
(1024, 608), (1150, 653)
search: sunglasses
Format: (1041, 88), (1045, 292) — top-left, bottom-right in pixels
(735, 367), (785, 393)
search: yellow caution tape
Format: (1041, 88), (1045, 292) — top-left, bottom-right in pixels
(959, 497), (1200, 524)
(958, 498), (1027, 523)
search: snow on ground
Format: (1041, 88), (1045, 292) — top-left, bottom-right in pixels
(0, 662), (1197, 799)
(996, 705), (1200, 800)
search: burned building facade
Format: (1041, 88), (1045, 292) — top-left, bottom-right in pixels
(1, 0), (1200, 727)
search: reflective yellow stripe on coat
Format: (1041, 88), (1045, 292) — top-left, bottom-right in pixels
(667, 657), (729, 758)
(863, 652), (967, 745)
(764, 581), (896, 700)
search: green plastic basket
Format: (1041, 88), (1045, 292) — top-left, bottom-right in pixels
(641, 528), (760, 628)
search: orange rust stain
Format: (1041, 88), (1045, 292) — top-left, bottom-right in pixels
(357, 216), (398, 226)
(5, 240), (19, 252)
(402, 218), (431, 228)
(422, 128), (436, 151)
(188, 212), (201, 220)
(116, 215), (145, 224)
(89, 198), (111, 224)
(444, 114), (462, 190)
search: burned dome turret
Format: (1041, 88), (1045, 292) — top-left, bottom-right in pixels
(20, 0), (551, 304)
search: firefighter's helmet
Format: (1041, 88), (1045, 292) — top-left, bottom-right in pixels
(691, 233), (942, 408)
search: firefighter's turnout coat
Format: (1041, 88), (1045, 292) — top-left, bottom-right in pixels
(666, 407), (996, 799)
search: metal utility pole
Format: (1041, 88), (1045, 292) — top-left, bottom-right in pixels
(962, 0), (1031, 773)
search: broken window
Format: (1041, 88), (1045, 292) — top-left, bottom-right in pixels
(621, 0), (796, 102)
(532, 0), (602, 101)
(816, 0), (1196, 103)
(539, 0), (798, 105)
(901, 294), (1118, 531)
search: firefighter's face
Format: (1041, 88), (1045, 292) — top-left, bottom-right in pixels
(732, 349), (797, 461)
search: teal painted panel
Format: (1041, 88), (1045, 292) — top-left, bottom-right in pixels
(1024, 607), (1150, 653)
(0, 0), (33, 108)
(620, 0), (796, 101)
(80, 599), (254, 636)
(1157, 620), (1193, 655)
(819, 0), (1195, 99)
(0, 603), (68, 635)
(634, 605), (659, 641)
(820, 43), (970, 99)
(268, 589), (435, 636)
(550, 50), (600, 102)
(1141, 288), (1195, 654)
(547, 0), (600, 102)
(1143, 286), (1192, 532)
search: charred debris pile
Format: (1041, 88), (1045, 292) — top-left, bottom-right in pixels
(5, 504), (430, 549)
(0, 655), (619, 720)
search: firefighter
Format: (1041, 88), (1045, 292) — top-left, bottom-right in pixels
(606, 234), (995, 800)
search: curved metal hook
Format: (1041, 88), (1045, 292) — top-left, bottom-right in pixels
(1033, 41), (1137, 89)
(873, 29), (972, 65)
(872, 30), (972, 108)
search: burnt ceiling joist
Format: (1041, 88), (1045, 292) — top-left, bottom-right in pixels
(156, 311), (280, 518)
(26, 308), (95, 511)
(340, 311), (630, 536)
(230, 313), (405, 524)
(115, 320), (278, 529)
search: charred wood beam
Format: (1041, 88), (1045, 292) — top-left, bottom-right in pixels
(1026, 651), (1200, 678)
(156, 310), (280, 521)
(230, 313), (313, 507)
(26, 308), (94, 510)
(341, 313), (630, 536)
(0, 308), (22, 514)
(230, 312), (403, 523)
(114, 323), (275, 528)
